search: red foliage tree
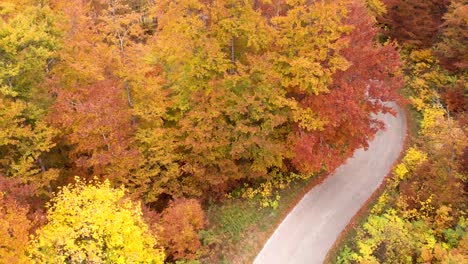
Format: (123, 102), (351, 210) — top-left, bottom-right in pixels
(293, 0), (403, 173)
(442, 81), (467, 115)
(380, 0), (450, 47)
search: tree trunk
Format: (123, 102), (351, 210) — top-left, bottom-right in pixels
(125, 81), (134, 108)
(230, 37), (235, 74)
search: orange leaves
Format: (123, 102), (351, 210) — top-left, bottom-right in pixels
(0, 0), (418, 261)
(132, 0), (404, 199)
(0, 192), (31, 263)
(0, 0), (405, 207)
(0, 175), (42, 263)
(49, 80), (139, 183)
(160, 198), (206, 260)
(435, 0), (468, 72)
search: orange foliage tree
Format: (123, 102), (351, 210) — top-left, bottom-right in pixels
(49, 80), (140, 184)
(160, 198), (206, 261)
(435, 0), (468, 72)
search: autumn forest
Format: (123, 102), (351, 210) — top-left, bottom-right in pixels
(0, 0), (466, 263)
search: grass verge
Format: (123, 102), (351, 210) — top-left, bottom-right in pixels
(200, 169), (331, 264)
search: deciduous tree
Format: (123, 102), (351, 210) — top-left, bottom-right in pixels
(435, 0), (468, 72)
(379, 0), (450, 48)
(0, 0), (61, 192)
(160, 198), (206, 261)
(29, 179), (165, 263)
(49, 80), (139, 184)
(293, 0), (402, 173)
(0, 182), (32, 263)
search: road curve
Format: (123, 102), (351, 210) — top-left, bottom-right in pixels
(254, 103), (406, 264)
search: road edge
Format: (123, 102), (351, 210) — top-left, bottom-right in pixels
(323, 103), (410, 264)
(249, 103), (409, 264)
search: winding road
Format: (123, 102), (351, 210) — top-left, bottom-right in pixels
(254, 103), (406, 264)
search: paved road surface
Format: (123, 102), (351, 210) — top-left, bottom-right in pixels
(254, 103), (406, 264)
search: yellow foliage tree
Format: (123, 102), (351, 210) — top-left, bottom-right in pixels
(403, 50), (449, 111)
(0, 0), (60, 192)
(28, 179), (165, 263)
(393, 147), (427, 180)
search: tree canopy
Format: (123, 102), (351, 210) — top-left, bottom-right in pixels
(29, 179), (165, 263)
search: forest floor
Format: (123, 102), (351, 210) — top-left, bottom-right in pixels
(252, 103), (407, 264)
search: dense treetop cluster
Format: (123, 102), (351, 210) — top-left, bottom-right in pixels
(0, 0), (465, 262)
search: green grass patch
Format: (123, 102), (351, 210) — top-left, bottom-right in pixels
(207, 200), (268, 242)
(200, 177), (315, 263)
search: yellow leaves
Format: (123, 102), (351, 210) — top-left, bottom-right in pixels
(420, 106), (445, 135)
(409, 95), (427, 112)
(393, 147), (427, 180)
(404, 49), (452, 112)
(434, 206), (454, 234)
(293, 107), (328, 132)
(329, 54), (352, 72)
(392, 160), (407, 181)
(271, 0), (351, 95)
(365, 0), (387, 17)
(0, 1), (16, 16)
(0, 96), (57, 184)
(371, 191), (389, 215)
(235, 171), (309, 209)
(211, 0), (273, 52)
(279, 97), (328, 131)
(418, 106), (467, 174)
(0, 2), (61, 85)
(239, 180), (280, 209)
(29, 179), (165, 263)
(0, 0), (60, 188)
(409, 49), (434, 72)
(279, 56), (333, 95)
(286, 0), (306, 5)
(352, 210), (415, 263)
(419, 194), (436, 220)
(403, 147), (428, 169)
